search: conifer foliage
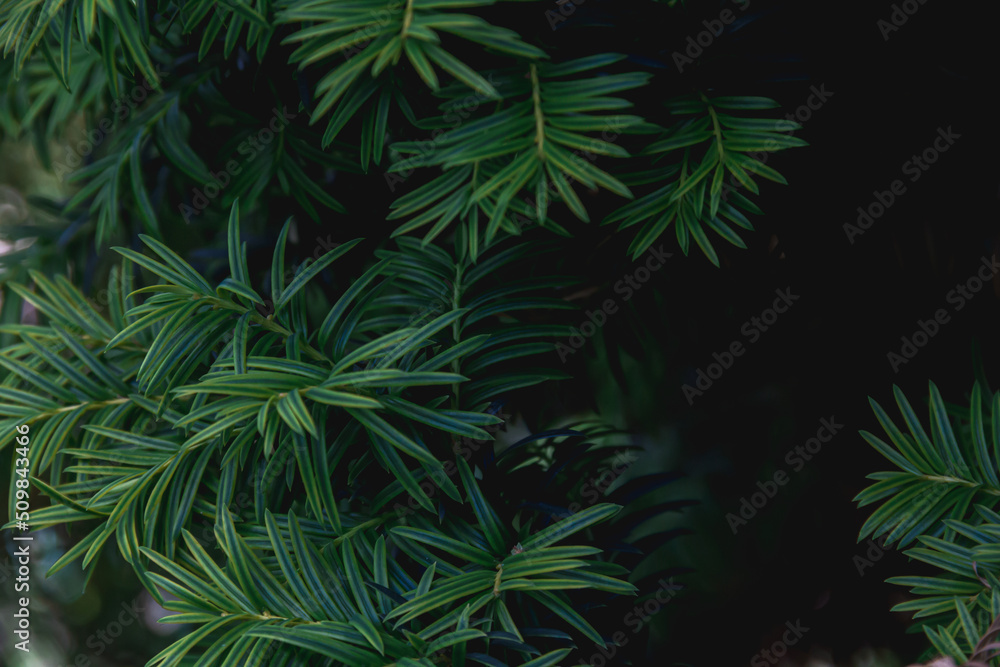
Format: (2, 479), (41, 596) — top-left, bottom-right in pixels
(857, 381), (1000, 665)
(1, 0), (803, 664)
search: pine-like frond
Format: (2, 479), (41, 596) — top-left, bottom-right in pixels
(606, 93), (806, 264)
(856, 381), (1000, 664)
(855, 382), (1000, 550)
(276, 0), (545, 152)
(0, 0), (161, 92)
(386, 54), (651, 256)
(0, 201), (672, 664)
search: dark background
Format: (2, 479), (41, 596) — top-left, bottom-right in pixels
(524, 0), (1000, 665)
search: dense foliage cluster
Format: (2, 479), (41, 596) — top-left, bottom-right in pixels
(0, 0), (824, 665)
